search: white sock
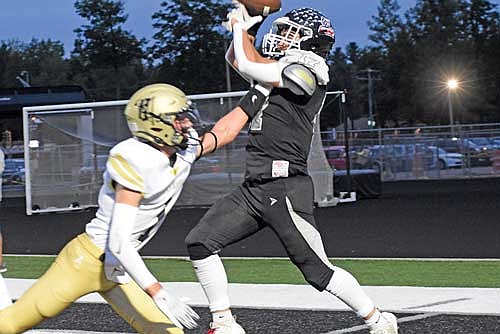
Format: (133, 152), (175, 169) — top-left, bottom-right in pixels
(212, 309), (233, 323)
(325, 266), (375, 318)
(0, 273), (12, 310)
(191, 254), (231, 312)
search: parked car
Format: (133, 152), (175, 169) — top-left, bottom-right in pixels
(369, 144), (436, 173)
(468, 137), (494, 151)
(193, 156), (222, 174)
(2, 158), (25, 184)
(435, 138), (490, 166)
(428, 146), (463, 169)
(488, 137), (500, 149)
(323, 146), (347, 170)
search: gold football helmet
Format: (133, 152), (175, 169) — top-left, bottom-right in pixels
(125, 83), (193, 149)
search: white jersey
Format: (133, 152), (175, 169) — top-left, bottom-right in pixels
(86, 129), (198, 250)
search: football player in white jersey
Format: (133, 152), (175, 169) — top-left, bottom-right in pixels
(0, 84), (200, 334)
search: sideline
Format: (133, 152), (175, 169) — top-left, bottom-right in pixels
(6, 279), (500, 316)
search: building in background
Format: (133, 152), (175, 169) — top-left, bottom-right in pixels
(0, 86), (87, 144)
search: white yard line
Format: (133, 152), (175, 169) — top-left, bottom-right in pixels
(6, 280), (500, 316)
(320, 313), (441, 334)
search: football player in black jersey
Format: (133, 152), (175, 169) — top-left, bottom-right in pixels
(187, 5), (398, 334)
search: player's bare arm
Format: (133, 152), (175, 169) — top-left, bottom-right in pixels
(196, 107), (248, 158)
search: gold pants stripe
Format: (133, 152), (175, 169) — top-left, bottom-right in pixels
(0, 233), (182, 334)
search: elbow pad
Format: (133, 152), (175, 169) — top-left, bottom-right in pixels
(282, 64), (317, 96)
(238, 84), (272, 119)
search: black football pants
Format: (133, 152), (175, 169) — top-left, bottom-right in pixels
(185, 175), (334, 291)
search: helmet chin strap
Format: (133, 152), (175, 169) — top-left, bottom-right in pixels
(174, 137), (189, 151)
(170, 125), (191, 150)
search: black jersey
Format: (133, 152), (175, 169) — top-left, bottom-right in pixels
(244, 85), (327, 182)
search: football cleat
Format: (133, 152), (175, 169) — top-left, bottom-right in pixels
(369, 312), (398, 334)
(206, 318), (246, 334)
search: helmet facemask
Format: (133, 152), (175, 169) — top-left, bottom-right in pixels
(262, 17), (313, 58)
(262, 8), (335, 60)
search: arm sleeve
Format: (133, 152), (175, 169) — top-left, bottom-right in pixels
(232, 23), (286, 85)
(225, 43), (252, 83)
(107, 202), (157, 289)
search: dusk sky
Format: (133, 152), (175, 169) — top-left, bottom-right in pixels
(1, 0), (500, 57)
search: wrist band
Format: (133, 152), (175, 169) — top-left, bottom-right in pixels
(206, 131), (218, 153)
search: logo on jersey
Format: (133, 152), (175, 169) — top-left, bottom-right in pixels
(270, 197), (278, 206)
(251, 95), (258, 105)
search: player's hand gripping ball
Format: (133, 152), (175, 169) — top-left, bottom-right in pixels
(237, 0), (281, 16)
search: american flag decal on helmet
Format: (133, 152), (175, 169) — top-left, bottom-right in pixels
(319, 17), (335, 38)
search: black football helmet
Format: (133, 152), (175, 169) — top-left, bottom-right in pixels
(262, 7), (335, 59)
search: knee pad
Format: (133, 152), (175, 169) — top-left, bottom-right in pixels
(186, 243), (213, 261)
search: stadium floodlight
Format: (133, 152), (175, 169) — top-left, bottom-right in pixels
(447, 79), (459, 134)
(447, 79), (458, 90)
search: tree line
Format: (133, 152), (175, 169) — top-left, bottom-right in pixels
(1, 0), (499, 128)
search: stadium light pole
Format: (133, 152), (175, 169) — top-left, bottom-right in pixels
(447, 79), (458, 135)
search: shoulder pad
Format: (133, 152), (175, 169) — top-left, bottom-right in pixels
(282, 64), (317, 96)
(280, 49), (330, 85)
(107, 140), (146, 193)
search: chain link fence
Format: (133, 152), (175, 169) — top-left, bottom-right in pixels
(3, 91), (500, 214)
(321, 124), (500, 181)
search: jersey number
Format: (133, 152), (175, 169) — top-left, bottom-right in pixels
(249, 100), (269, 133)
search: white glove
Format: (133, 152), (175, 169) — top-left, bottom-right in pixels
(104, 250), (131, 284)
(152, 287), (200, 329)
(222, 1), (262, 32)
(280, 49), (331, 85)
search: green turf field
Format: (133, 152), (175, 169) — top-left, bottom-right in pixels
(3, 256), (500, 288)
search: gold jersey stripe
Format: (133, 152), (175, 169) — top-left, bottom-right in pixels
(113, 153), (144, 184)
(109, 154), (144, 191)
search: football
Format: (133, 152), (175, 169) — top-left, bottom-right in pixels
(238, 0), (281, 16)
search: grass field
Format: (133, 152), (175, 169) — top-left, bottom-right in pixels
(4, 255), (500, 288)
